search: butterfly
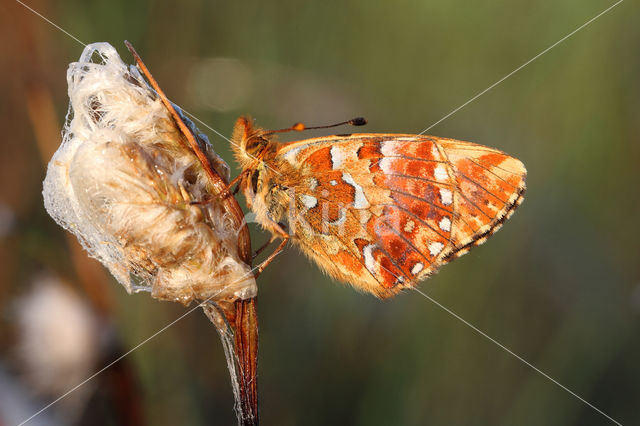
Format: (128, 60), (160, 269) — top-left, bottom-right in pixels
(231, 116), (526, 298)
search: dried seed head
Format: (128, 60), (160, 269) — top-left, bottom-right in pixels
(43, 42), (256, 304)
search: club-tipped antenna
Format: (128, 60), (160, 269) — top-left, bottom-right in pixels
(264, 117), (367, 136)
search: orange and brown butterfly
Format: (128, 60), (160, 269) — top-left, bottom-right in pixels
(231, 116), (526, 298)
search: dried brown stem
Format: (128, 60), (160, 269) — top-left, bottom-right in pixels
(219, 299), (259, 425)
(125, 42), (259, 425)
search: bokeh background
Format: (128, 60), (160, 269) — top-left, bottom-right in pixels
(1, 0), (639, 425)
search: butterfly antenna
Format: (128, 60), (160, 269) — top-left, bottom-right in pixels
(264, 117), (367, 136)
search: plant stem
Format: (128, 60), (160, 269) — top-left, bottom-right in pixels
(203, 299), (259, 426)
(124, 42), (260, 425)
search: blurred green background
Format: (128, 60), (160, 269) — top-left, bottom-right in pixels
(1, 0), (639, 425)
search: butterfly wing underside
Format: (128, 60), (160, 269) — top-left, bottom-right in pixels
(278, 134), (526, 298)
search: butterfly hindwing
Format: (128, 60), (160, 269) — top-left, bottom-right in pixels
(278, 134), (526, 297)
(437, 138), (526, 257)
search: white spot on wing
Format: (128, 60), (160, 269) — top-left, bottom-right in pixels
(330, 145), (347, 170)
(404, 219), (415, 232)
(380, 141), (397, 156)
(439, 216), (451, 232)
(342, 172), (370, 209)
(363, 244), (377, 275)
(429, 242), (444, 256)
(411, 262), (424, 275)
(475, 236), (488, 246)
(434, 164), (448, 181)
(330, 180), (338, 186)
(379, 157), (393, 174)
(300, 194), (317, 209)
(440, 188), (453, 205)
(283, 145), (304, 164)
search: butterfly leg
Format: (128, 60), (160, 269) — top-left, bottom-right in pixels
(253, 234), (278, 259)
(253, 222), (289, 278)
(227, 171), (247, 192)
(187, 178), (238, 205)
(254, 237), (289, 278)
(252, 220), (289, 259)
(211, 171), (247, 202)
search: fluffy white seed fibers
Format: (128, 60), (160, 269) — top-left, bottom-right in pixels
(43, 43), (256, 304)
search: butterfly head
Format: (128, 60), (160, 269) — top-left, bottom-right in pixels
(231, 117), (270, 168)
(230, 117), (285, 220)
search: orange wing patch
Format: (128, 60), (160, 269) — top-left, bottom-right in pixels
(267, 134), (526, 298)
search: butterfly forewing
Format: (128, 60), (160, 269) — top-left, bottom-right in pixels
(277, 134), (526, 298)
